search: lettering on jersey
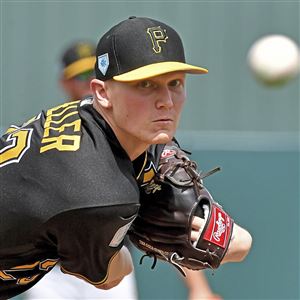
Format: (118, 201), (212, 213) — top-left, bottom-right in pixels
(21, 113), (41, 127)
(142, 161), (156, 184)
(39, 259), (58, 271)
(143, 180), (162, 194)
(0, 271), (15, 281)
(0, 259), (58, 286)
(17, 274), (40, 285)
(40, 100), (81, 153)
(0, 126), (33, 168)
(143, 164), (155, 183)
(140, 161), (162, 194)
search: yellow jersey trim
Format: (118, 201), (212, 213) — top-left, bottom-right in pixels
(136, 151), (148, 180)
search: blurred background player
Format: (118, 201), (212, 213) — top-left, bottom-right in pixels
(23, 40), (222, 300)
(59, 40), (96, 101)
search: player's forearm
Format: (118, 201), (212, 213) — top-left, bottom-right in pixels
(95, 246), (133, 290)
(183, 269), (222, 300)
(184, 268), (212, 294)
(222, 223), (252, 264)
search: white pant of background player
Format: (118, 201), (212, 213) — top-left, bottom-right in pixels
(24, 265), (138, 299)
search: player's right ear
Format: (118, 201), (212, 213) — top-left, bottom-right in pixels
(90, 79), (111, 108)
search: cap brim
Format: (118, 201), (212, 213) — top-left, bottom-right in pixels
(112, 61), (208, 82)
(63, 56), (96, 79)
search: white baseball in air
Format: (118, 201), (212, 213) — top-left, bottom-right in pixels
(247, 34), (300, 86)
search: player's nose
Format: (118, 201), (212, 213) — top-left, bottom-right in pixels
(156, 85), (174, 109)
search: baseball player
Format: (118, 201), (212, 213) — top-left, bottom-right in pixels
(59, 40), (96, 101)
(0, 17), (252, 299)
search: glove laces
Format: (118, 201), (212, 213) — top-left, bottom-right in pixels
(139, 251), (187, 276)
(159, 155), (221, 188)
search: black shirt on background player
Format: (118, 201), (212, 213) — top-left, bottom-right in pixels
(0, 98), (163, 299)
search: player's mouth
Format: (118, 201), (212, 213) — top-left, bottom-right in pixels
(153, 118), (173, 124)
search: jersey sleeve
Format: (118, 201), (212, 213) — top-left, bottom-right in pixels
(36, 203), (139, 285)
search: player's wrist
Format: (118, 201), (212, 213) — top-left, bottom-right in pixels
(222, 224), (252, 263)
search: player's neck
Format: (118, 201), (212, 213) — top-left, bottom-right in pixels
(93, 100), (149, 161)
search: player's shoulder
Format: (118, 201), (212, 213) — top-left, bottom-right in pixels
(0, 99), (96, 175)
(39, 99), (83, 154)
(28, 98), (99, 156)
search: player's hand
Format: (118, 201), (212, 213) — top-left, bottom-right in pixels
(190, 216), (205, 242)
(192, 216), (252, 264)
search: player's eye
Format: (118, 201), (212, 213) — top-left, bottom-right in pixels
(168, 79), (183, 88)
(137, 80), (154, 89)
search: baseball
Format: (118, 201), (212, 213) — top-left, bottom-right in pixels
(247, 34), (300, 86)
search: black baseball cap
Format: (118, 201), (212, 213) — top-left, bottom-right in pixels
(95, 16), (208, 82)
(61, 41), (96, 79)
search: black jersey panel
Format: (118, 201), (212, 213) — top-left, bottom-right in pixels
(36, 204), (140, 283)
(0, 99), (166, 298)
(1, 101), (140, 250)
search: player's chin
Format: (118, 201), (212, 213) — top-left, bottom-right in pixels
(150, 132), (174, 144)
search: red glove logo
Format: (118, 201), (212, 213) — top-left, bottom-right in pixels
(203, 205), (232, 249)
(161, 149), (176, 158)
